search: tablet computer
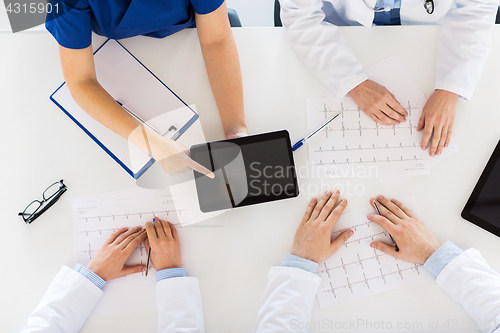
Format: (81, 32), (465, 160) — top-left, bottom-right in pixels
(190, 130), (299, 213)
(462, 140), (500, 237)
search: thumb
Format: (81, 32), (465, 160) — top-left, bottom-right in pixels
(328, 230), (353, 257)
(370, 241), (398, 258)
(120, 265), (146, 277)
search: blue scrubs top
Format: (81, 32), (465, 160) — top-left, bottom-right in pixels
(46, 0), (224, 49)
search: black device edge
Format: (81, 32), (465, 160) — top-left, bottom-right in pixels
(461, 139), (500, 237)
(189, 130), (299, 213)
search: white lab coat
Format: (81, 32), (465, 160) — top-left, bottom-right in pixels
(279, 0), (499, 99)
(20, 266), (204, 333)
(254, 249), (500, 333)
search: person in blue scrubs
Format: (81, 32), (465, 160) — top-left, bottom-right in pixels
(46, 0), (247, 177)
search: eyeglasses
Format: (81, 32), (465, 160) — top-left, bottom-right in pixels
(18, 180), (67, 224)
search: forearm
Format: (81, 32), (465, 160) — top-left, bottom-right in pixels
(68, 79), (139, 138)
(67, 79), (170, 160)
(200, 34), (247, 138)
(429, 244), (500, 333)
(20, 266), (102, 333)
(280, 0), (368, 97)
(435, 0), (497, 99)
(255, 265), (320, 333)
(156, 277), (205, 333)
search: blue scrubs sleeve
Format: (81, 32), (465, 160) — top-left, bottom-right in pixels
(45, 0), (92, 49)
(190, 0), (225, 15)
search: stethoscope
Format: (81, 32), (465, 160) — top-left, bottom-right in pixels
(362, 0), (435, 14)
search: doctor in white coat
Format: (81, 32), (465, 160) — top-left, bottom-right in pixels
(255, 191), (500, 333)
(279, 0), (499, 157)
(20, 218), (204, 333)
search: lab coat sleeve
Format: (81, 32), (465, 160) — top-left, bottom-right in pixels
(20, 266), (103, 333)
(279, 0), (369, 98)
(255, 266), (321, 333)
(156, 277), (205, 333)
(436, 249), (500, 333)
(435, 0), (499, 100)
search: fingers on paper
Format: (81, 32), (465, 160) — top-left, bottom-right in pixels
(114, 226), (141, 245)
(302, 197), (317, 224)
(370, 241), (399, 258)
(383, 101), (407, 123)
(105, 227), (129, 245)
(429, 126), (442, 157)
(367, 213), (396, 234)
(390, 198), (416, 219)
(311, 191), (332, 220)
(145, 220), (158, 242)
(160, 220), (173, 239)
(417, 111), (426, 132)
(373, 110), (396, 126)
(318, 190), (341, 221)
(326, 198), (347, 225)
(329, 229), (353, 255)
(374, 196), (406, 220)
(371, 199), (400, 225)
(421, 124), (433, 152)
(123, 229), (147, 252)
(120, 264), (146, 278)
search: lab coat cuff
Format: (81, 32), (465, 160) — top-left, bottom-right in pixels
(156, 267), (188, 282)
(74, 263), (106, 289)
(326, 74), (369, 99)
(281, 254), (319, 274)
(434, 82), (472, 101)
(424, 241), (463, 277)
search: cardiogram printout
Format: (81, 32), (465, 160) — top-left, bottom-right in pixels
(72, 193), (194, 316)
(316, 196), (433, 308)
(307, 54), (429, 178)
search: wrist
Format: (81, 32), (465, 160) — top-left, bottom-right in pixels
(225, 125), (248, 139)
(128, 125), (170, 160)
(290, 250), (318, 264)
(85, 263), (107, 281)
(348, 79), (368, 97)
(421, 242), (442, 264)
(434, 89), (458, 101)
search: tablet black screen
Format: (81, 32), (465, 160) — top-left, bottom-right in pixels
(462, 140), (500, 237)
(190, 130), (299, 213)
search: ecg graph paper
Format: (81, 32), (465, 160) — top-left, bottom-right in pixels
(317, 196), (433, 308)
(306, 54), (431, 178)
(307, 97), (428, 178)
(72, 195), (194, 284)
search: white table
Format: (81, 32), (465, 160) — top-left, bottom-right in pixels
(2, 26), (500, 333)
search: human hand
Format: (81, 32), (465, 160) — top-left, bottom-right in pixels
(348, 80), (408, 126)
(144, 218), (182, 271)
(368, 196), (441, 264)
(291, 190), (353, 263)
(86, 226), (147, 281)
(157, 138), (215, 178)
(417, 89), (458, 156)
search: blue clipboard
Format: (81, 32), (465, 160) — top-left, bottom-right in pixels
(50, 39), (199, 179)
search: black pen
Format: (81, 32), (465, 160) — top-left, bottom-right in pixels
(373, 200), (399, 252)
(145, 246), (151, 277)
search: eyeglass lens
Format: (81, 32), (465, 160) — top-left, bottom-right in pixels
(43, 182), (64, 200)
(23, 200), (43, 217)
